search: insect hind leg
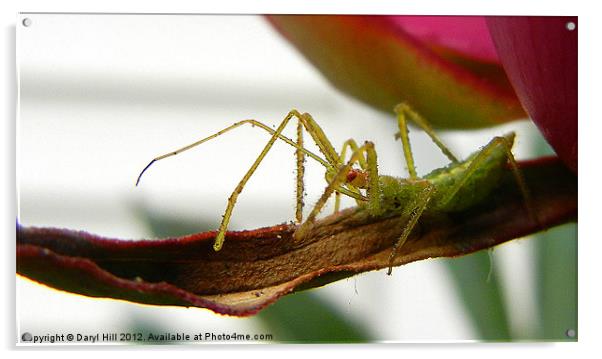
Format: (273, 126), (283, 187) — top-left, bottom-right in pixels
(436, 134), (538, 226)
(498, 136), (539, 227)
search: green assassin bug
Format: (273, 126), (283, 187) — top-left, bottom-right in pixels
(136, 103), (535, 274)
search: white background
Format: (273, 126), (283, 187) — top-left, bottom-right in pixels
(2, 0), (599, 357)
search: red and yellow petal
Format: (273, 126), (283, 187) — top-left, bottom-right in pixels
(266, 15), (526, 128)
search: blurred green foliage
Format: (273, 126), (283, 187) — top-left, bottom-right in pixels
(444, 252), (511, 340)
(534, 223), (577, 340)
(442, 129), (577, 341)
(256, 291), (372, 343)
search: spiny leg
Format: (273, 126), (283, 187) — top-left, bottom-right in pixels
(339, 138), (368, 170)
(296, 112), (370, 216)
(301, 112), (341, 166)
(213, 111), (321, 250)
(334, 190), (341, 213)
(334, 138), (369, 212)
(394, 103), (459, 179)
(388, 103), (457, 273)
(290, 116), (369, 214)
(291, 113), (368, 219)
(215, 111), (383, 249)
(136, 114), (338, 218)
(136, 109), (370, 250)
(499, 137), (538, 226)
(296, 120), (305, 223)
(395, 104), (418, 179)
(387, 181), (435, 275)
(297, 141), (380, 239)
(252, 111), (364, 217)
(436, 135), (537, 224)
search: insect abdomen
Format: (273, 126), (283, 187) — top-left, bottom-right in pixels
(427, 134), (513, 212)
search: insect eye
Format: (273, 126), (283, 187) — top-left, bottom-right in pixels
(346, 170), (358, 183)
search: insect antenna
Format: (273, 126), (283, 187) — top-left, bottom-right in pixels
(136, 159), (156, 186)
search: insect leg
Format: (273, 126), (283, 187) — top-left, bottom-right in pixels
(394, 103), (418, 179)
(296, 141), (379, 239)
(364, 139), (382, 214)
(284, 113), (368, 213)
(334, 191), (341, 213)
(296, 120), (305, 223)
(436, 135), (536, 224)
(212, 110), (325, 250)
(292, 113), (360, 222)
(333, 138), (369, 212)
(299, 115), (375, 213)
(498, 137), (538, 226)
(340, 139), (368, 170)
(394, 103), (459, 179)
(294, 112), (359, 217)
(136, 110), (340, 251)
(387, 181), (435, 275)
(300, 112), (341, 166)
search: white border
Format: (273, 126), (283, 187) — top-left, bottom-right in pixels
(4, 0), (587, 15)
(3, 1), (599, 358)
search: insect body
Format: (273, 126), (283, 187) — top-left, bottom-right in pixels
(137, 103), (534, 274)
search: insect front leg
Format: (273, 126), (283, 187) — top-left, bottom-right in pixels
(212, 110), (307, 250)
(214, 111), (363, 250)
(296, 141), (380, 240)
(136, 110), (338, 251)
(295, 113), (371, 221)
(295, 119), (305, 223)
(333, 138), (369, 213)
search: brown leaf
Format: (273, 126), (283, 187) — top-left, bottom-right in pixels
(17, 157), (576, 316)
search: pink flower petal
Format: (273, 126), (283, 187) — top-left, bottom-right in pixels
(487, 17), (577, 173)
(388, 16), (500, 63)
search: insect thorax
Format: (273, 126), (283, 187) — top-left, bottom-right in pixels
(370, 175), (425, 215)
